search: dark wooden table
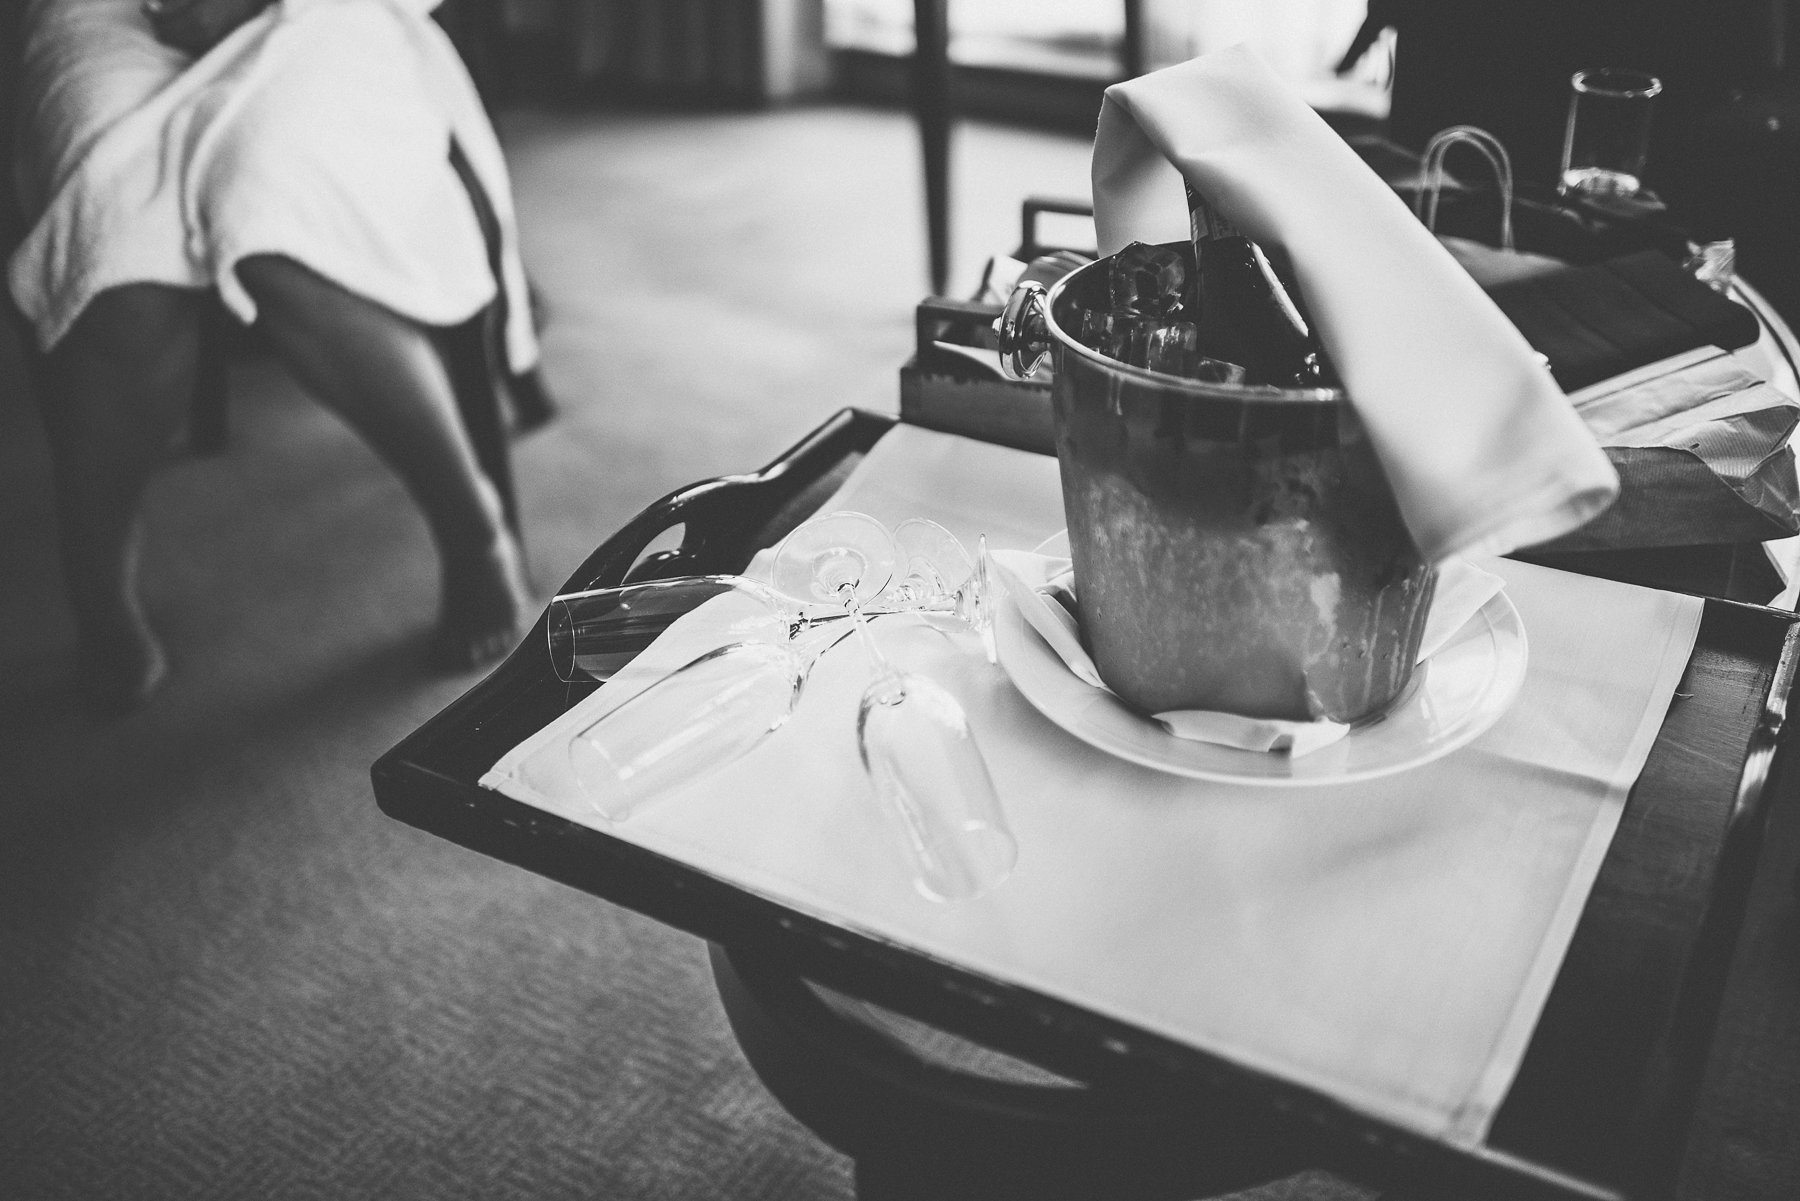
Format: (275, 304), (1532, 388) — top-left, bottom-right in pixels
(374, 402), (1800, 1201)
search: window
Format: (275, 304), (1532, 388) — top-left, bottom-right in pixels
(823, 0), (1390, 117)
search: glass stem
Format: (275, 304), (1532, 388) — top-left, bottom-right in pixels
(837, 582), (906, 704)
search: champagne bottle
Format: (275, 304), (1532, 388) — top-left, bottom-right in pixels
(1186, 185), (1331, 386)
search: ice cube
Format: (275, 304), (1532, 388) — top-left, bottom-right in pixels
(1145, 322), (1248, 383)
(1107, 241), (1188, 318)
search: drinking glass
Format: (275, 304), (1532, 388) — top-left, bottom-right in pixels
(849, 605), (1015, 902)
(548, 576), (791, 683)
(1559, 68), (1662, 199)
(564, 512), (898, 820)
(793, 514), (1014, 901)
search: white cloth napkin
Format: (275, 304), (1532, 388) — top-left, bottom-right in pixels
(990, 549), (1505, 755)
(1090, 47), (1619, 563)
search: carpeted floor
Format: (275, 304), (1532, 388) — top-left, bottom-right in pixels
(0, 101), (1094, 1200)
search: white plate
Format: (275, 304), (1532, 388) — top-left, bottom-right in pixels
(995, 588), (1528, 787)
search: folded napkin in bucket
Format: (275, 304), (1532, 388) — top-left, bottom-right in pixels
(1091, 47), (1620, 563)
(991, 548), (1506, 756)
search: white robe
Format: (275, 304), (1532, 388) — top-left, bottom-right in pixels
(8, 0), (537, 373)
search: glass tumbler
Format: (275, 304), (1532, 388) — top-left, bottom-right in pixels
(1559, 68), (1662, 199)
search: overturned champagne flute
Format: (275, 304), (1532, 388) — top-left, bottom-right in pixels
(777, 513), (1016, 902)
(562, 512), (897, 822)
(563, 614), (858, 822)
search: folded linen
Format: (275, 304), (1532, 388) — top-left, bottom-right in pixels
(990, 548), (1506, 756)
(1091, 47), (1619, 563)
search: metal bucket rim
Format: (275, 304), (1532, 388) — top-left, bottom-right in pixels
(1043, 250), (1347, 406)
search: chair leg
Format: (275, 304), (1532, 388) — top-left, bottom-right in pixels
(504, 364), (557, 434)
(446, 136), (558, 437)
(187, 303), (234, 456)
(912, 0), (952, 297)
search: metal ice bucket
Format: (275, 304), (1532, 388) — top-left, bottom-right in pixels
(995, 249), (1436, 723)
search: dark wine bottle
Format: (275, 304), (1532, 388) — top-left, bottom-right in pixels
(1186, 185), (1331, 386)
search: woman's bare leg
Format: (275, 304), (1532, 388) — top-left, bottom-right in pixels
(38, 284), (202, 714)
(233, 253), (530, 670)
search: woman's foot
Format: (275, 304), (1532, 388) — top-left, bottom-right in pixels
(430, 528), (534, 672)
(38, 287), (200, 718)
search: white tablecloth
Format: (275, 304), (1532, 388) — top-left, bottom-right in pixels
(484, 424), (1702, 1147)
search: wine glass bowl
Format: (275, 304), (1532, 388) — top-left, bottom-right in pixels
(549, 576), (787, 683)
(856, 665), (1015, 902)
(566, 627), (849, 822)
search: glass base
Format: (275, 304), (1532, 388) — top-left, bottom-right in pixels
(1560, 166), (1641, 198)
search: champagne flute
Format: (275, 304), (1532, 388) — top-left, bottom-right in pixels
(564, 514), (897, 820)
(548, 576), (793, 683)
(565, 620), (855, 822)
(848, 597), (1015, 902)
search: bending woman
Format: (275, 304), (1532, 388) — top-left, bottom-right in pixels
(9, 0), (537, 712)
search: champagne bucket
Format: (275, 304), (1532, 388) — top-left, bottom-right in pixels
(995, 251), (1436, 723)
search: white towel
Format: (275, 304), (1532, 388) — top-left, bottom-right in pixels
(8, 0), (536, 372)
(1091, 47), (1618, 563)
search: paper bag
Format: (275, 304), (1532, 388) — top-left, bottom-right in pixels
(1532, 347), (1800, 551)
